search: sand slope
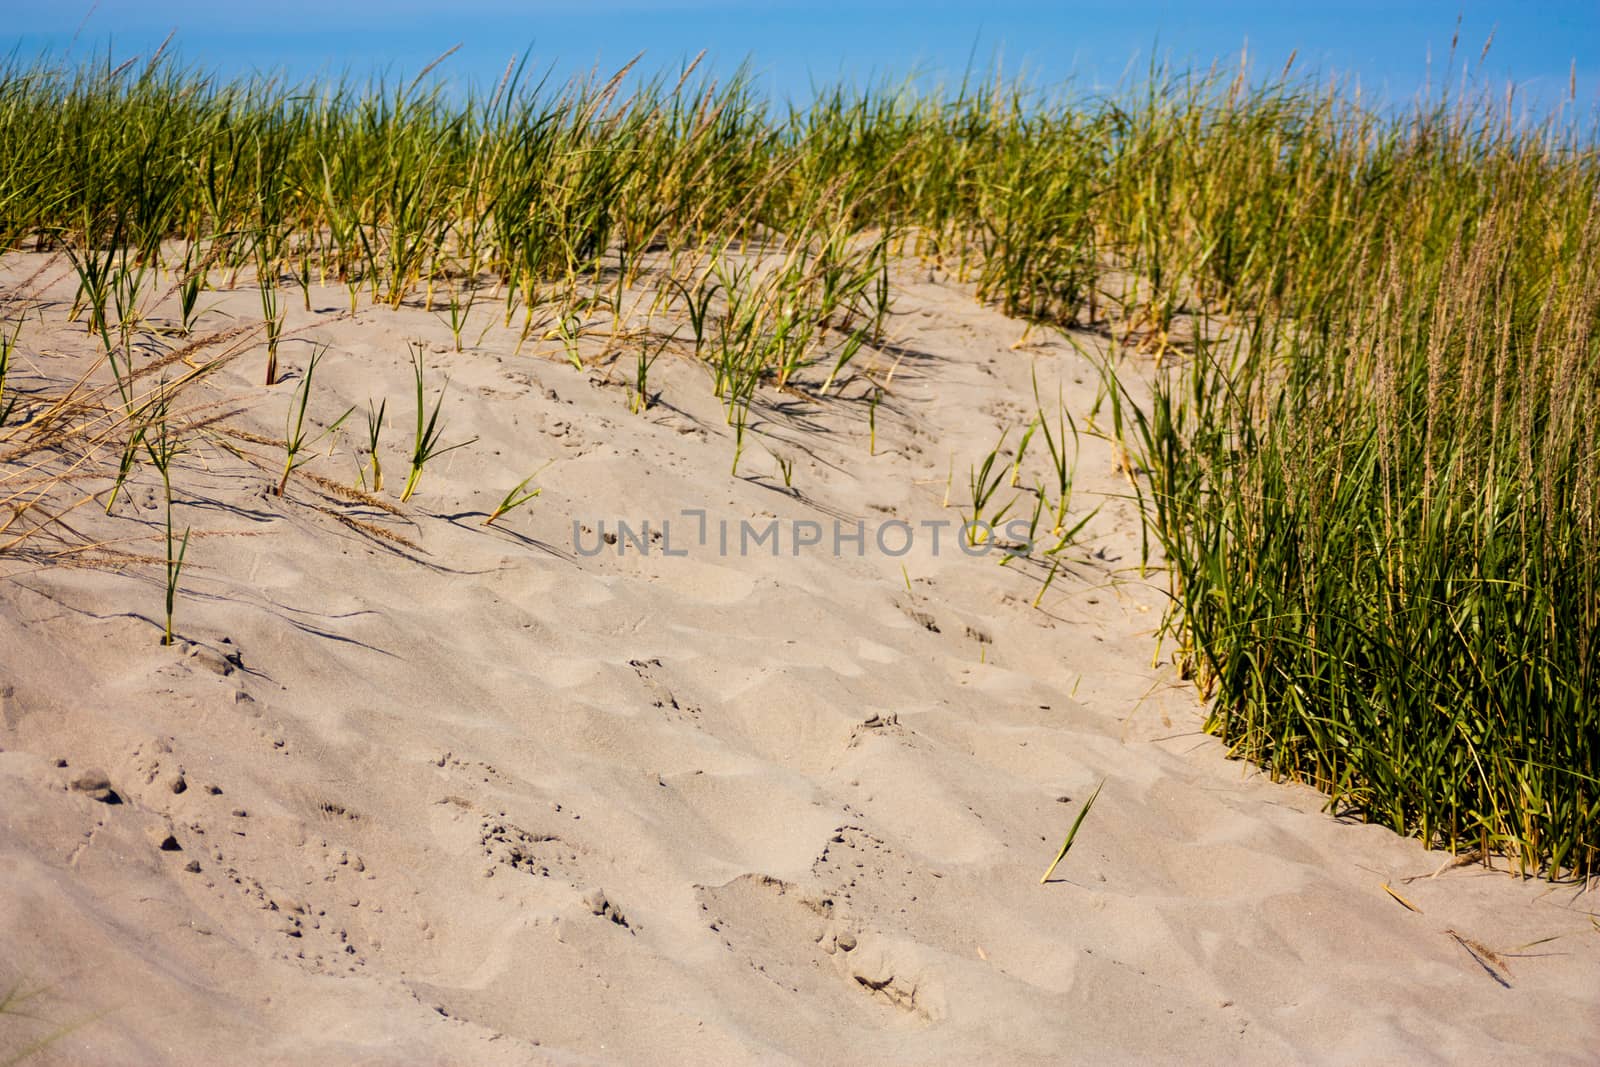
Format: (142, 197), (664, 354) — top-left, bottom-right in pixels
(2, 254), (1596, 1064)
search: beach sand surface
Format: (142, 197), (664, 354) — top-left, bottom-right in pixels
(2, 252), (1596, 1064)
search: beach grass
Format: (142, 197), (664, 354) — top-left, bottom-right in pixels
(0, 47), (1594, 877)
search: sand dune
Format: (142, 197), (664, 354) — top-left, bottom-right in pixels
(2, 252), (1596, 1064)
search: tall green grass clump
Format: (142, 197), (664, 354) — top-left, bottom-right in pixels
(1126, 76), (1599, 880)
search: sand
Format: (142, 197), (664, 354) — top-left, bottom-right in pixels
(1, 251), (1596, 1065)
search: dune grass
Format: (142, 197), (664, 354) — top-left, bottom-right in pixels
(400, 343), (475, 503)
(1100, 73), (1599, 881)
(1041, 779), (1105, 884)
(0, 46), (1594, 876)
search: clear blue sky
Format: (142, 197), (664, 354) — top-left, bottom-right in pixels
(10, 2), (1599, 115)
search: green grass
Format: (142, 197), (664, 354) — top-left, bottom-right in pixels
(277, 344), (352, 496)
(483, 462), (551, 527)
(400, 343), (475, 503)
(1108, 78), (1599, 880)
(1041, 779), (1105, 884)
(0, 48), (1594, 877)
(143, 385), (190, 647)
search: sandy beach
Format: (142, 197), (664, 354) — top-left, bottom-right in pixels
(2, 247), (1596, 1065)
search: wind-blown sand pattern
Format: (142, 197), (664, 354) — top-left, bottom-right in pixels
(2, 251), (1597, 1064)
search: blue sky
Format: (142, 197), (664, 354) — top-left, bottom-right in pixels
(10, 2), (1599, 115)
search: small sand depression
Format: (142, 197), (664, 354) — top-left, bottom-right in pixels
(1, 247), (1596, 1067)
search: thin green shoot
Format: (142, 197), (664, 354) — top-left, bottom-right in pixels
(1046, 505), (1101, 555)
(142, 384), (189, 647)
(1033, 370), (1082, 535)
(730, 400), (749, 476)
(553, 308), (586, 370)
(1011, 415), (1040, 487)
(441, 281), (478, 352)
(1001, 482), (1050, 569)
(670, 272), (720, 359)
(0, 317), (19, 427)
(630, 335), (665, 414)
(176, 244), (208, 335)
(484, 460), (554, 526)
(361, 398), (386, 492)
(1032, 559), (1061, 608)
(400, 343), (477, 502)
(259, 284), (283, 385)
(277, 345), (353, 496)
(820, 325), (868, 395)
(1040, 779), (1105, 884)
(965, 426), (1016, 546)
